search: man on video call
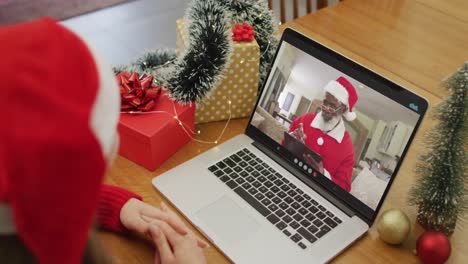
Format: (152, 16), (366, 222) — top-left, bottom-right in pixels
(288, 76), (358, 192)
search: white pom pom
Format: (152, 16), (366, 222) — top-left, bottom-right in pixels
(344, 111), (357, 121)
(317, 137), (324, 146)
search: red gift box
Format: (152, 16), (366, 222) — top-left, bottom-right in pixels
(118, 90), (195, 171)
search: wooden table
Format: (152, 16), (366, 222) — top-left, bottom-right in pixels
(99, 0), (468, 263)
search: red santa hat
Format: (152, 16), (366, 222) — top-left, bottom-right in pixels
(323, 76), (359, 121)
(0, 18), (120, 263)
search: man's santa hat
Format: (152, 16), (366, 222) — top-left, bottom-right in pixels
(0, 18), (120, 263)
(324, 76), (359, 121)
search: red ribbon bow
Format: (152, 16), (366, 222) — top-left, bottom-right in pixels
(116, 72), (162, 112)
(232, 23), (255, 42)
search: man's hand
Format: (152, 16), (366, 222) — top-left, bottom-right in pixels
(290, 123), (307, 143)
(149, 220), (207, 264)
(120, 199), (208, 248)
(303, 153), (324, 174)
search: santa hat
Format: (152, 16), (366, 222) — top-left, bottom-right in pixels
(323, 76), (358, 121)
(0, 18), (120, 263)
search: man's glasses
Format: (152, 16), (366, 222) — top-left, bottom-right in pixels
(321, 103), (345, 113)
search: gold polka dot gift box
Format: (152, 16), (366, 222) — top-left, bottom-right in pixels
(176, 19), (260, 124)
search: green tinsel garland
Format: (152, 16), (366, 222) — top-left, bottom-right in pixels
(115, 0), (277, 103)
(113, 49), (176, 75)
(159, 0), (233, 103)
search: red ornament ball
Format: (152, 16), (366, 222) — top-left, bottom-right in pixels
(416, 231), (451, 264)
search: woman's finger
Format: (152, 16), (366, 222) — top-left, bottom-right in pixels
(124, 213), (152, 235)
(149, 225), (174, 264)
(161, 202), (209, 248)
(139, 202), (187, 235)
(160, 201), (169, 212)
(154, 247), (161, 264)
(152, 220), (183, 248)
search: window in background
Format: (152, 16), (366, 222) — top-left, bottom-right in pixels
(282, 92), (295, 112)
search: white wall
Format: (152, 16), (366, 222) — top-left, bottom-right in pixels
(280, 51), (337, 115)
(365, 120), (386, 160)
(356, 110), (377, 138)
(260, 42), (297, 108)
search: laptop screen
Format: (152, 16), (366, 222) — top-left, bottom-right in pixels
(246, 28), (427, 223)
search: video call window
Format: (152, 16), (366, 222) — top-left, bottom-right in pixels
(251, 43), (419, 210)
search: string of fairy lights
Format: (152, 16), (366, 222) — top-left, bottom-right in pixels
(120, 97), (232, 145)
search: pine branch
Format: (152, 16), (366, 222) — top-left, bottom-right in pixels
(408, 62), (468, 231)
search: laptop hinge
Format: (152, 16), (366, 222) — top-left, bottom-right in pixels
(252, 141), (357, 218)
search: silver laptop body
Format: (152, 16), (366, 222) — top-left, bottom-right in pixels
(153, 28), (428, 264)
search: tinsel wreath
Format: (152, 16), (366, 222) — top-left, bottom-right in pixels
(114, 0), (277, 103)
(113, 49), (177, 75)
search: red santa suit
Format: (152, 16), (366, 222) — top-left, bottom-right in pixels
(288, 112), (355, 192)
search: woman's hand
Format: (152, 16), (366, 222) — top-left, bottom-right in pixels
(149, 220), (207, 264)
(120, 199), (208, 248)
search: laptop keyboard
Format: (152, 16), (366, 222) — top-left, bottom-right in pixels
(207, 148), (342, 250)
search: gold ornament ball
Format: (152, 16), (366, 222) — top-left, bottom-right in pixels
(377, 208), (411, 245)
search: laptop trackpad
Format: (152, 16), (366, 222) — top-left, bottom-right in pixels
(195, 196), (260, 245)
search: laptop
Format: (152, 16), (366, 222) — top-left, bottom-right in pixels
(152, 28), (428, 263)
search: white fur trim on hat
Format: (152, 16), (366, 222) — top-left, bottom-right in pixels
(344, 111), (357, 121)
(87, 44), (121, 161)
(324, 80), (357, 121)
(324, 80), (349, 106)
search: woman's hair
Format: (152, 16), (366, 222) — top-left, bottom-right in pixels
(0, 229), (113, 264)
(0, 235), (36, 263)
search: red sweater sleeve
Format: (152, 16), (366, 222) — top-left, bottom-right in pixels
(95, 184), (142, 232)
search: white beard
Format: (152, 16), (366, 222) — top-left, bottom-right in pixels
(322, 115), (342, 132)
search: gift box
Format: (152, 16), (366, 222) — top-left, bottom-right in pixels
(176, 19), (260, 123)
(118, 89), (195, 171)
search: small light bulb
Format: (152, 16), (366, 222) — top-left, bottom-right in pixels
(214, 141), (218, 144)
(197, 130), (201, 134)
(178, 121), (182, 125)
(228, 100), (231, 104)
(173, 115), (178, 119)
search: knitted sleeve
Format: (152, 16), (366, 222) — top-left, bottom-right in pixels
(95, 184), (142, 232)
